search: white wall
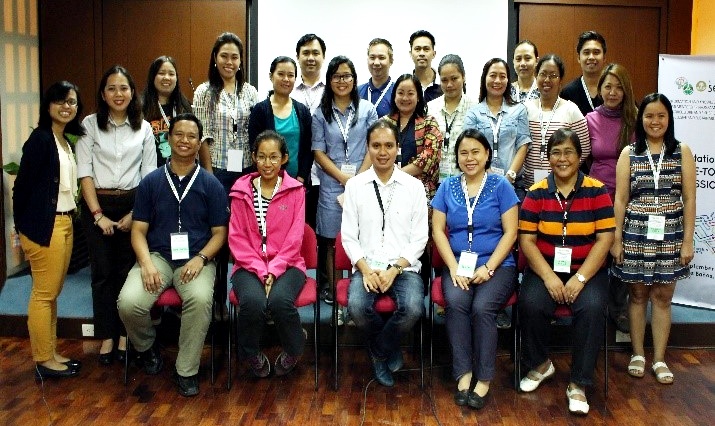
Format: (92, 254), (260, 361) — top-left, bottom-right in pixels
(1, 0), (40, 275)
(256, 0), (508, 100)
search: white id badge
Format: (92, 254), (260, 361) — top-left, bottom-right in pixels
(227, 149), (243, 172)
(170, 232), (190, 260)
(457, 251), (479, 277)
(533, 169), (550, 183)
(491, 167), (505, 176)
(340, 164), (357, 177)
(553, 246), (572, 273)
(368, 250), (390, 270)
(647, 215), (666, 241)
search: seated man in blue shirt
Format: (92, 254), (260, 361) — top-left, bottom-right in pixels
(118, 113), (228, 397)
(341, 120), (428, 387)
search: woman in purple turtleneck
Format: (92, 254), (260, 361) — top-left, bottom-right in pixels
(585, 63), (637, 334)
(586, 63), (637, 199)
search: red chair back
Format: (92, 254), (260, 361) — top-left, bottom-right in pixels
(301, 224), (318, 269)
(334, 232), (352, 271)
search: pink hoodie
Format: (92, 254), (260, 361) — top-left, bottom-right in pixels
(228, 171), (306, 282)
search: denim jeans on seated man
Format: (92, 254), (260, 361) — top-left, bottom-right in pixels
(348, 270), (424, 361)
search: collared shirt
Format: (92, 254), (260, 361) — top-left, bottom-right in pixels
(427, 94), (477, 181)
(519, 171), (615, 273)
(358, 77), (393, 117)
(341, 166), (428, 273)
(413, 68), (443, 103)
(463, 99), (532, 173)
(76, 114), (157, 189)
(293, 79), (325, 115)
(133, 162), (229, 266)
(560, 76), (603, 116)
(193, 81), (259, 169)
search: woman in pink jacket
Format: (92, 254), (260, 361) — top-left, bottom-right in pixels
(229, 130), (307, 378)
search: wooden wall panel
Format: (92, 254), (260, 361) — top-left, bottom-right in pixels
(39, 0), (98, 115)
(518, 3), (661, 102)
(188, 0), (247, 102)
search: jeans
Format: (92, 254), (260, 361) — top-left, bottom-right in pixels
(348, 270), (424, 358)
(519, 268), (608, 387)
(81, 194), (135, 342)
(443, 266), (516, 381)
(231, 267), (306, 358)
(118, 253), (215, 376)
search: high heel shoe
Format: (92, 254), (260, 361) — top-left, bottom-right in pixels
(98, 352), (114, 365)
(35, 364), (79, 380)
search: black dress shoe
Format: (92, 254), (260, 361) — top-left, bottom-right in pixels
(62, 359), (82, 370)
(115, 349), (127, 363)
(173, 371), (199, 397)
(138, 346), (163, 375)
(98, 352), (114, 365)
(467, 391), (489, 410)
(454, 389), (469, 406)
(35, 364), (79, 380)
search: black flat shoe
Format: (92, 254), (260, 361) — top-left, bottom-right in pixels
(98, 352), (114, 365)
(115, 349), (127, 363)
(62, 359), (82, 370)
(467, 391), (489, 410)
(35, 364), (79, 380)
(454, 389), (469, 406)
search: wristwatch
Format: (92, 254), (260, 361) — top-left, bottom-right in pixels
(388, 264), (404, 275)
(484, 264), (495, 277)
(196, 253), (209, 266)
(575, 273), (587, 284)
(506, 170), (517, 180)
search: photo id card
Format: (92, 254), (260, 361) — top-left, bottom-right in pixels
(227, 149), (243, 172)
(457, 251), (479, 277)
(368, 249), (390, 270)
(170, 232), (190, 260)
(553, 246), (572, 273)
(491, 167), (505, 176)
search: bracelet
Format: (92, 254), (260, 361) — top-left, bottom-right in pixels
(196, 253), (209, 265)
(93, 214), (104, 226)
(91, 208), (103, 216)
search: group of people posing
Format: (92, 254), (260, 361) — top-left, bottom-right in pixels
(13, 28), (695, 416)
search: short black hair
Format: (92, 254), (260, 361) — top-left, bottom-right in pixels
(38, 80), (86, 136)
(576, 31), (607, 54)
(169, 112), (203, 140)
(536, 54), (565, 79)
(546, 128), (582, 158)
(454, 128), (492, 170)
(366, 119), (399, 145)
(409, 30), (435, 48)
(296, 33), (326, 56)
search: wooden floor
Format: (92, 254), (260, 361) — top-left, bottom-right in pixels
(0, 336), (713, 426)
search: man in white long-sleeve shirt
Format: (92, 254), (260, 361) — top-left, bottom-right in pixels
(341, 120), (428, 387)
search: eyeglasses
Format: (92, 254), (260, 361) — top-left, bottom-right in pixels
(549, 149), (578, 159)
(537, 72), (560, 81)
(52, 99), (78, 106)
(331, 73), (354, 83)
(256, 155), (282, 165)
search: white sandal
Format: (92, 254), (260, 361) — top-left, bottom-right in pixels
(652, 361), (674, 384)
(627, 355), (646, 378)
(566, 385), (589, 415)
(519, 361), (555, 392)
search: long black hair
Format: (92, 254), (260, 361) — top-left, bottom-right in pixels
(634, 93), (679, 157)
(389, 73), (426, 120)
(142, 56), (192, 120)
(96, 65), (142, 131)
(319, 56), (359, 125)
(479, 58), (516, 106)
(207, 32), (246, 99)
(39, 81), (86, 136)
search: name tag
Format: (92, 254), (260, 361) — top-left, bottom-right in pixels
(340, 164), (357, 177)
(534, 169), (550, 183)
(457, 251), (479, 277)
(553, 246), (572, 273)
(170, 232), (190, 260)
(227, 149), (243, 172)
(491, 167), (505, 176)
(647, 215), (666, 241)
(368, 249), (390, 270)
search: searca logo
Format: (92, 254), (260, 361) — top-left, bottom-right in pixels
(675, 77), (713, 95)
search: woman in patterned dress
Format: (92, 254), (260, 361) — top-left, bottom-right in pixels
(612, 93), (696, 384)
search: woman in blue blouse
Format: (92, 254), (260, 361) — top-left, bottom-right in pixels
(431, 128), (519, 410)
(311, 56), (378, 303)
(464, 58), (532, 200)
